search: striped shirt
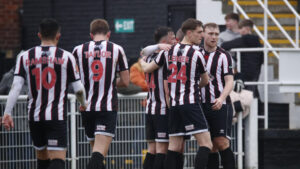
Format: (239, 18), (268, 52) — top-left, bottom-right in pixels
(198, 46), (233, 104)
(14, 46), (80, 121)
(145, 53), (167, 115)
(72, 40), (128, 112)
(155, 43), (207, 106)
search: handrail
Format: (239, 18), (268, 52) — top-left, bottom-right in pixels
(256, 0), (297, 48)
(230, 0), (280, 59)
(283, 0), (300, 47)
(231, 47), (300, 129)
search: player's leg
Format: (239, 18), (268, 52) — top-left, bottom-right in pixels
(212, 104), (235, 169)
(144, 141), (156, 169)
(202, 103), (219, 169)
(144, 114), (156, 169)
(181, 104), (212, 169)
(29, 121), (50, 169)
(165, 106), (185, 169)
(87, 111), (117, 169)
(44, 120), (68, 169)
(36, 149), (50, 169)
(153, 112), (169, 169)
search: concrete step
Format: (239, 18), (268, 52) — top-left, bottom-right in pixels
(251, 17), (297, 26)
(228, 0), (297, 6)
(236, 4), (297, 13)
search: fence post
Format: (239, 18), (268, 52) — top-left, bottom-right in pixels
(237, 109), (243, 169)
(69, 95), (77, 169)
(245, 99), (258, 169)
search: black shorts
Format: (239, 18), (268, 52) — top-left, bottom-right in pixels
(29, 120), (67, 150)
(169, 104), (209, 136)
(146, 113), (169, 142)
(81, 111), (117, 140)
(202, 103), (233, 139)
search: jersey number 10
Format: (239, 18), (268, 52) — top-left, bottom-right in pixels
(32, 67), (56, 90)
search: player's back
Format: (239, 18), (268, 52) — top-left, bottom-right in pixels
(145, 52), (167, 115)
(166, 43), (206, 106)
(15, 46), (80, 121)
(73, 40), (128, 112)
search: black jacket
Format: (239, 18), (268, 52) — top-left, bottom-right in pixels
(221, 34), (263, 81)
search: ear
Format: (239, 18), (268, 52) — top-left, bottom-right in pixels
(90, 33), (94, 40)
(56, 32), (61, 41)
(38, 32), (42, 40)
(106, 31), (111, 39)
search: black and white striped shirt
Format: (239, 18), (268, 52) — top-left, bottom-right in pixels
(155, 43), (207, 106)
(198, 46), (233, 104)
(145, 53), (167, 115)
(73, 40), (128, 112)
(15, 46), (80, 121)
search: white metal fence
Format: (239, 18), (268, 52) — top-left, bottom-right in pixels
(0, 93), (242, 169)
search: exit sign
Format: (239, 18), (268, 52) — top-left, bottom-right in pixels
(114, 19), (135, 33)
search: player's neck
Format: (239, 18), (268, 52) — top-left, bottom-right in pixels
(40, 40), (57, 47)
(204, 44), (217, 53)
(93, 34), (108, 42)
(181, 37), (193, 45)
(231, 26), (239, 33)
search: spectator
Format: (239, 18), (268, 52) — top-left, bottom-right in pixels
(218, 12), (241, 46)
(130, 58), (148, 92)
(221, 19), (263, 98)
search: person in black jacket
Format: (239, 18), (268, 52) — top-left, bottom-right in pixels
(221, 19), (263, 98)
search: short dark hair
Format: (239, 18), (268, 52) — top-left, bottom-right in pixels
(203, 23), (219, 31)
(90, 19), (110, 35)
(181, 18), (203, 35)
(239, 19), (254, 29)
(225, 12), (240, 22)
(154, 26), (173, 43)
(39, 18), (60, 40)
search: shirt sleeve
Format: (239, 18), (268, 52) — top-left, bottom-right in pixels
(117, 47), (129, 72)
(14, 54), (26, 79)
(154, 50), (167, 67)
(223, 52), (233, 75)
(67, 54), (81, 83)
(4, 76), (24, 115)
(196, 51), (207, 74)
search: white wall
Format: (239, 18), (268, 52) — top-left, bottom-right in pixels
(196, 0), (226, 25)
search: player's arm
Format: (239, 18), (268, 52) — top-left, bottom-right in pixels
(117, 70), (130, 87)
(141, 44), (172, 56)
(212, 53), (234, 110)
(71, 80), (87, 110)
(139, 59), (160, 73)
(212, 75), (233, 110)
(2, 76), (24, 130)
(199, 72), (209, 88)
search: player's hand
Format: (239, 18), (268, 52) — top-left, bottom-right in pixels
(158, 44), (172, 51)
(2, 114), (14, 131)
(212, 97), (224, 110)
(79, 105), (87, 112)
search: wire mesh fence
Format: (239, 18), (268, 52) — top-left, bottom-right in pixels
(0, 93), (239, 169)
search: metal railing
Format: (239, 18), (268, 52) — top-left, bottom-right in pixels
(0, 93), (245, 169)
(232, 47), (300, 129)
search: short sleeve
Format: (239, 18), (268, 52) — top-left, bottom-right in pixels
(223, 53), (233, 75)
(117, 47), (129, 72)
(196, 51), (207, 74)
(67, 55), (81, 82)
(14, 54), (26, 79)
(154, 50), (167, 67)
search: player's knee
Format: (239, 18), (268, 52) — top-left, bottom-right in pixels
(213, 137), (230, 151)
(148, 142), (156, 154)
(48, 159), (65, 169)
(168, 137), (184, 152)
(156, 142), (168, 154)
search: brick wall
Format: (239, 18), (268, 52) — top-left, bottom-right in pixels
(0, 0), (23, 51)
(22, 0), (195, 65)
